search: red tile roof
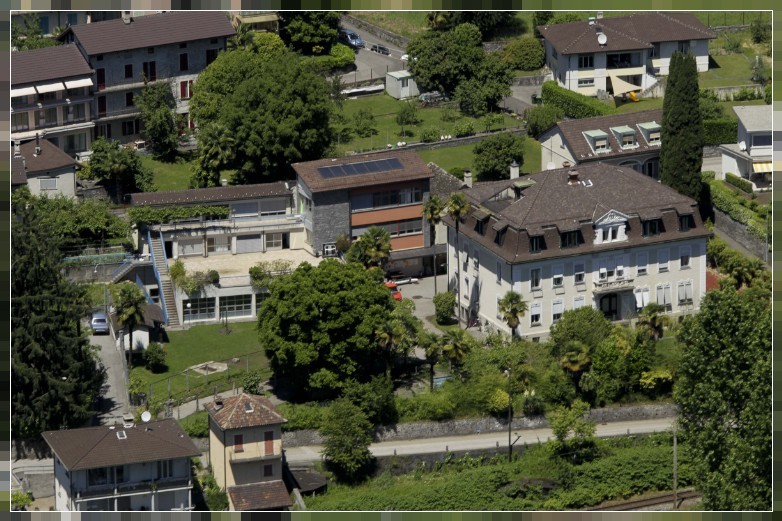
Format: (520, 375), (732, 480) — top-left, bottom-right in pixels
(11, 44), (93, 86)
(205, 393), (286, 431)
(228, 480), (292, 511)
(64, 11), (235, 55)
(42, 419), (200, 471)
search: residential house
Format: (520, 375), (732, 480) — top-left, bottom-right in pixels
(293, 150), (436, 276)
(130, 182), (307, 327)
(58, 11), (235, 143)
(444, 162), (711, 339)
(11, 138), (79, 198)
(11, 44), (96, 157)
(109, 301), (165, 352)
(42, 419), (200, 511)
(539, 109), (663, 179)
(386, 70), (420, 100)
(719, 105), (772, 190)
(205, 393), (292, 511)
(538, 12), (715, 97)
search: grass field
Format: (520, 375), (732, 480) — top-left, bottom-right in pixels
(141, 154), (194, 192)
(417, 137), (541, 176)
(131, 321), (269, 405)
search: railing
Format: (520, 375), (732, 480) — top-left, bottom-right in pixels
(77, 477), (192, 499)
(593, 277), (635, 294)
(147, 230), (169, 325)
(136, 273), (154, 304)
(159, 231), (168, 270)
(151, 214), (305, 235)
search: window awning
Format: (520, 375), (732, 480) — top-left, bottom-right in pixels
(35, 82), (66, 94)
(11, 86), (36, 97)
(607, 71), (641, 95)
(753, 162), (772, 174)
(64, 78), (94, 89)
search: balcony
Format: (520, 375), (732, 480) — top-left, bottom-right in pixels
(593, 277), (635, 294)
(230, 447), (281, 463)
(76, 477), (192, 499)
(152, 214), (305, 238)
(95, 106), (142, 122)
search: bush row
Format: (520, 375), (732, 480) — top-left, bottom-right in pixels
(702, 118), (738, 146)
(128, 204), (230, 226)
(307, 43), (356, 71)
(706, 176), (766, 242)
(724, 173), (753, 193)
(540, 81), (615, 119)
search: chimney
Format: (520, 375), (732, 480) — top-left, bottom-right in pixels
(463, 169), (473, 188)
(122, 11), (132, 24)
(510, 161), (519, 180)
(567, 169), (580, 186)
(562, 160), (572, 169)
(214, 399), (223, 411)
(13, 142), (20, 157)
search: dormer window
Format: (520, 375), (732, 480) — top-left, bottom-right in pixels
(584, 130), (610, 153)
(560, 230), (581, 248)
(611, 125), (637, 149)
(475, 220), (486, 235)
(495, 228), (507, 246)
(638, 122), (661, 145)
(643, 218), (664, 237)
(594, 210), (629, 244)
(529, 235), (545, 253)
(679, 214), (695, 232)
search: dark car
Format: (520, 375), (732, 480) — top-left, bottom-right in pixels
(338, 29), (365, 49)
(370, 44), (391, 56)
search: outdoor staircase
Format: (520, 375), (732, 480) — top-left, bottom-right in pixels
(148, 232), (180, 328)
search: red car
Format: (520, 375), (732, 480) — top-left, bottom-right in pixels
(384, 282), (403, 301)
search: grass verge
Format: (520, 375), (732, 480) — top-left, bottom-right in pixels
(416, 137), (541, 176)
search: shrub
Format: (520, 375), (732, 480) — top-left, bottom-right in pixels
(241, 369), (266, 395)
(309, 42), (356, 71)
(522, 394), (546, 417)
(732, 87), (761, 101)
(440, 107), (460, 122)
(639, 368), (673, 396)
(725, 173), (754, 193)
(487, 388), (510, 416)
(541, 81), (615, 119)
(396, 391), (456, 422)
(750, 19), (771, 44)
(200, 471), (228, 511)
(143, 342), (167, 373)
(449, 167), (465, 180)
(502, 37), (545, 71)
(354, 108), (377, 138)
(720, 32), (742, 54)
(11, 491), (33, 511)
(179, 411), (209, 438)
(702, 118), (738, 146)
(453, 119), (475, 137)
(335, 233), (351, 253)
(277, 402), (325, 431)
(128, 205), (230, 226)
(420, 127), (441, 143)
(525, 104), (564, 138)
(433, 292), (456, 324)
(207, 269), (220, 285)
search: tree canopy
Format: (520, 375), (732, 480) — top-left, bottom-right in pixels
(675, 287), (771, 510)
(473, 132), (526, 181)
(86, 138), (155, 201)
(135, 81), (178, 160)
(427, 11), (515, 38)
(12, 13), (59, 51)
(346, 226), (392, 269)
(258, 260), (396, 400)
(660, 51), (704, 202)
(320, 399), (375, 482)
(279, 11), (341, 55)
(12, 202), (105, 438)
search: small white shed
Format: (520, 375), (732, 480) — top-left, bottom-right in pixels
(385, 70), (419, 100)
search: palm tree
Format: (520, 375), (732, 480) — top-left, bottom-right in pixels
(422, 195), (445, 293)
(498, 291), (528, 338)
(375, 320), (405, 376)
(113, 283), (147, 369)
(446, 192), (470, 327)
(637, 303), (666, 341)
(440, 328), (473, 374)
(194, 123), (236, 187)
(559, 340), (591, 388)
(420, 331), (442, 391)
(228, 21), (254, 51)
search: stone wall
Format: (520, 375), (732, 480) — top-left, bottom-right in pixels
(342, 14), (409, 49)
(282, 403), (678, 447)
(62, 262), (124, 283)
(713, 208), (768, 260)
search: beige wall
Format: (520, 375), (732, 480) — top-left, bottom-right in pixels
(28, 167), (77, 199)
(209, 420), (283, 490)
(539, 129), (576, 169)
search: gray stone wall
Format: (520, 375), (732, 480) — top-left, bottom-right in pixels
(312, 190), (351, 255)
(342, 14), (409, 49)
(63, 262), (124, 283)
(713, 208), (768, 260)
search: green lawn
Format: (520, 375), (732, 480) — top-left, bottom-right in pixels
(416, 136), (541, 176)
(337, 94), (522, 155)
(613, 97), (664, 114)
(699, 52), (758, 89)
(141, 154), (194, 192)
(131, 321), (269, 405)
(653, 335), (682, 373)
(350, 12), (429, 40)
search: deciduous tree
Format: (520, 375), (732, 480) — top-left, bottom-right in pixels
(279, 11), (341, 55)
(136, 80), (178, 160)
(474, 133), (526, 181)
(320, 399), (375, 482)
(86, 138), (154, 202)
(12, 13), (59, 51)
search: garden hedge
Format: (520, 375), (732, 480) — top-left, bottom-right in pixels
(725, 173), (754, 194)
(703, 118), (738, 146)
(540, 81), (615, 119)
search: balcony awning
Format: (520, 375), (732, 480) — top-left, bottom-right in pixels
(65, 78), (94, 89)
(11, 86), (36, 97)
(753, 161), (772, 173)
(35, 82), (66, 94)
(607, 71), (641, 95)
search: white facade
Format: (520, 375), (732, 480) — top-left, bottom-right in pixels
(448, 227), (707, 340)
(385, 70), (420, 100)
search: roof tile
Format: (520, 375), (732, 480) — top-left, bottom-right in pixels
(130, 182), (291, 206)
(205, 393), (286, 431)
(228, 480), (292, 511)
(12, 44), (93, 86)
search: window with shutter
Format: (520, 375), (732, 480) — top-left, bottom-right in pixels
(573, 295), (585, 309)
(552, 300), (564, 323)
(530, 302), (542, 325)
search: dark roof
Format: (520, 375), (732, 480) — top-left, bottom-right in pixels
(42, 419), (200, 471)
(11, 157), (27, 185)
(11, 44), (93, 86)
(389, 243), (446, 261)
(130, 182), (291, 206)
(294, 150), (433, 193)
(444, 162), (711, 264)
(428, 163), (465, 199)
(288, 468), (328, 494)
(64, 11), (235, 55)
(110, 302), (164, 331)
(205, 393), (286, 431)
(18, 139), (78, 175)
(551, 109), (663, 163)
(228, 481), (292, 511)
(539, 12), (715, 55)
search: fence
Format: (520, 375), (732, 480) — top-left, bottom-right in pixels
(138, 349), (270, 417)
(340, 65), (404, 87)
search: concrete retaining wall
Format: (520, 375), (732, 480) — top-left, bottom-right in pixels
(63, 262), (123, 283)
(342, 14), (409, 49)
(713, 208), (768, 260)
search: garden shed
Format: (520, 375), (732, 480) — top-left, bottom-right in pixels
(385, 70), (419, 100)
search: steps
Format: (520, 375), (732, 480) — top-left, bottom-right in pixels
(160, 277), (180, 327)
(149, 236), (168, 275)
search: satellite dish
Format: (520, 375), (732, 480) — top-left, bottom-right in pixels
(597, 33), (608, 46)
(739, 141), (747, 151)
(141, 411), (152, 423)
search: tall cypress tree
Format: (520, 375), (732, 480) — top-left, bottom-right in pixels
(12, 202), (105, 439)
(660, 51), (704, 202)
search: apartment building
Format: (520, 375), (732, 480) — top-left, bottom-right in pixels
(11, 44), (96, 157)
(58, 11), (234, 143)
(539, 109), (663, 179)
(42, 419), (200, 511)
(205, 393), (292, 511)
(444, 162), (711, 339)
(539, 12), (714, 97)
(720, 105), (772, 190)
(293, 150), (436, 276)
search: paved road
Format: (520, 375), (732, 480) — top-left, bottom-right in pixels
(340, 19), (407, 85)
(284, 417), (675, 463)
(91, 332), (129, 425)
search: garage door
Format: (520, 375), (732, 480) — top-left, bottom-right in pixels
(236, 234), (263, 253)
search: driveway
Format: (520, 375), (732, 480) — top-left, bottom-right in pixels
(91, 332), (129, 424)
(339, 19), (407, 85)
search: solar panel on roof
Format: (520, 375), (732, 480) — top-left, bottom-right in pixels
(386, 157), (403, 170)
(318, 157), (405, 180)
(343, 163), (358, 176)
(352, 162), (369, 174)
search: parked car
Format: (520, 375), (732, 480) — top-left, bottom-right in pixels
(370, 43), (391, 55)
(91, 312), (109, 335)
(384, 282), (403, 301)
(338, 29), (365, 49)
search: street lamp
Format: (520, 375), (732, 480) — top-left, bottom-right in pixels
(504, 369), (522, 462)
(186, 302), (192, 329)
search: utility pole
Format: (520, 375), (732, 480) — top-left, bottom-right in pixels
(673, 421), (678, 510)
